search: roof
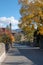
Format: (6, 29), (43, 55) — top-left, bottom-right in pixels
(11, 29), (23, 33)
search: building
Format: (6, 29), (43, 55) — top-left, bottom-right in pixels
(11, 29), (25, 42)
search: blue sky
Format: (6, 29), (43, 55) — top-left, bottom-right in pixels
(0, 0), (21, 29)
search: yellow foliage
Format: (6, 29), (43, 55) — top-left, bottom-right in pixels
(19, 0), (43, 36)
(34, 17), (40, 23)
(9, 34), (15, 42)
(20, 8), (26, 14)
(39, 30), (43, 35)
(31, 24), (34, 30)
(39, 26), (43, 35)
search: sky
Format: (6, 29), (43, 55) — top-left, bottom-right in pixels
(0, 0), (21, 30)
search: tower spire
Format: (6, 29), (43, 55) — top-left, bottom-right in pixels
(10, 23), (12, 31)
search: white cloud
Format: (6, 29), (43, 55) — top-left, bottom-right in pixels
(0, 16), (19, 24)
(0, 16), (19, 30)
(0, 23), (5, 27)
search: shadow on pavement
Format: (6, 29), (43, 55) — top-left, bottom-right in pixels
(18, 49), (43, 65)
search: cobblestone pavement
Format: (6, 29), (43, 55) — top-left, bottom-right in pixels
(1, 44), (43, 65)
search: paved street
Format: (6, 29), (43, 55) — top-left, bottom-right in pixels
(1, 43), (43, 65)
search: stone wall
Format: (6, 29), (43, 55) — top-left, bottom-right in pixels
(0, 43), (6, 62)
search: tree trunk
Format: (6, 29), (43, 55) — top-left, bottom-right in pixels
(39, 35), (43, 49)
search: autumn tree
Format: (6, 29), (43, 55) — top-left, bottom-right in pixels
(18, 0), (43, 42)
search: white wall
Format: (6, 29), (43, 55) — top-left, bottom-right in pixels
(0, 43), (6, 62)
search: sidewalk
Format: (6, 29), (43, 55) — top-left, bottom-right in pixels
(1, 45), (43, 65)
(2, 48), (34, 65)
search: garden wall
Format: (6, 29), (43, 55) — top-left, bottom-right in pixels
(0, 43), (6, 62)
